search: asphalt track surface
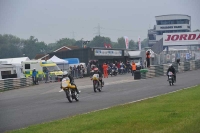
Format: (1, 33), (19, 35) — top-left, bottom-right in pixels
(0, 70), (200, 132)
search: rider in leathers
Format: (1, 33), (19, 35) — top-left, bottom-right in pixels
(93, 67), (103, 87)
(167, 64), (176, 82)
(61, 72), (80, 94)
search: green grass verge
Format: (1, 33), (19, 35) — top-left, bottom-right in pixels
(9, 85), (200, 133)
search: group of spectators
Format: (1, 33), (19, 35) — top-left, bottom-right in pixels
(88, 60), (140, 78)
(68, 64), (85, 79)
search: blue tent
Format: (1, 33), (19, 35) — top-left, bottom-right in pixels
(63, 58), (80, 64)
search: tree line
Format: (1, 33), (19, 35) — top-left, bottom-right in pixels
(0, 34), (149, 59)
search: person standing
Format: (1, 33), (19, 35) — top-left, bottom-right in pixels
(131, 62), (136, 76)
(102, 63), (108, 78)
(32, 68), (38, 85)
(45, 67), (49, 83)
(146, 51), (151, 68)
(144, 60), (147, 68)
(73, 65), (77, 78)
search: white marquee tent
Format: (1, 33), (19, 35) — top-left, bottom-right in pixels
(47, 55), (69, 71)
(48, 55), (68, 64)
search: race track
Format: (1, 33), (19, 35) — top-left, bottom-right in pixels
(0, 69), (200, 132)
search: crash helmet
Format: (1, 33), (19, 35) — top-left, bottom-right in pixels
(94, 67), (99, 72)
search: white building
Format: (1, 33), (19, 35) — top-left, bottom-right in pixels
(148, 14), (191, 47)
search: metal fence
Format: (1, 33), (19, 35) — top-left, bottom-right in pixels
(69, 69), (85, 79)
(0, 77), (32, 91)
(150, 50), (200, 65)
(141, 60), (200, 79)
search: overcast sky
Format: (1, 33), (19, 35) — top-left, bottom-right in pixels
(0, 0), (200, 44)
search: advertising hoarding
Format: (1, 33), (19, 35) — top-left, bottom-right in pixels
(163, 32), (200, 46)
(94, 49), (122, 56)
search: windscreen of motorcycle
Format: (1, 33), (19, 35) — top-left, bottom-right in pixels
(62, 77), (69, 87)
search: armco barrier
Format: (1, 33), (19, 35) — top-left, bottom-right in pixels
(0, 77), (32, 91)
(141, 60), (200, 79)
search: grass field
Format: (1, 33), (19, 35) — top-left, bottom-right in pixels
(9, 85), (200, 133)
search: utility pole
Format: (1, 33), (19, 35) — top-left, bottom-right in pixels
(98, 23), (101, 36)
(94, 23), (102, 36)
(81, 38), (84, 48)
(71, 31), (76, 39)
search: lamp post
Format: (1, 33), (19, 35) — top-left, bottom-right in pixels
(81, 38), (84, 48)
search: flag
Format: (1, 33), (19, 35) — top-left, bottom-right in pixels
(124, 36), (129, 49)
(104, 43), (112, 48)
(138, 36), (141, 50)
(104, 43), (108, 48)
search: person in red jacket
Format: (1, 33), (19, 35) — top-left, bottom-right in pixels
(146, 51), (151, 68)
(102, 63), (108, 78)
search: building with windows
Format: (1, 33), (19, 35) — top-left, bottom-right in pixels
(148, 14), (191, 47)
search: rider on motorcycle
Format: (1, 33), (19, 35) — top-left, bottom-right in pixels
(112, 64), (118, 72)
(93, 67), (103, 87)
(61, 71), (80, 94)
(167, 64), (176, 82)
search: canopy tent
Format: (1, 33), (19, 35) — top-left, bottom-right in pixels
(48, 55), (69, 71)
(48, 55), (68, 64)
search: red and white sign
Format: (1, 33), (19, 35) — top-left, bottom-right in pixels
(163, 32), (200, 46)
(124, 36), (129, 49)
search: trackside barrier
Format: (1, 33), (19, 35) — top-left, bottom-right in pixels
(141, 60), (200, 79)
(0, 77), (32, 91)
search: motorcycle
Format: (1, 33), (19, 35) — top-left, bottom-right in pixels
(119, 67), (125, 75)
(61, 77), (79, 103)
(91, 74), (103, 92)
(110, 69), (118, 76)
(168, 72), (174, 86)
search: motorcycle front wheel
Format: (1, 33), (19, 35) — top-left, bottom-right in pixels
(74, 91), (79, 101)
(65, 89), (73, 103)
(98, 81), (102, 92)
(93, 81), (98, 92)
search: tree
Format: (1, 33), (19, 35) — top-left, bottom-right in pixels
(88, 36), (111, 48)
(56, 38), (76, 47)
(74, 40), (83, 48)
(22, 36), (47, 59)
(117, 37), (126, 49)
(129, 40), (138, 50)
(0, 34), (23, 58)
(141, 38), (149, 49)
